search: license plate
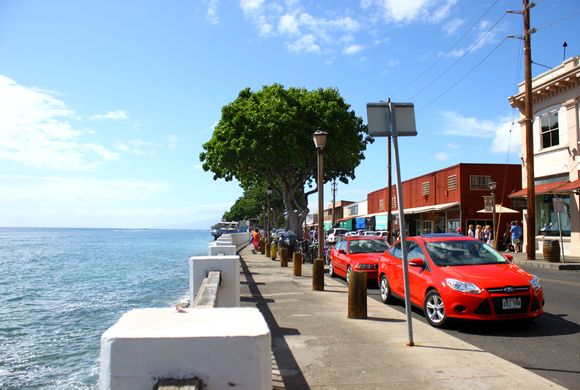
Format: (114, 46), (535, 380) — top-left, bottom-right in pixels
(502, 297), (522, 310)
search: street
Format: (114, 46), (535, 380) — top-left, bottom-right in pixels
(329, 267), (580, 389)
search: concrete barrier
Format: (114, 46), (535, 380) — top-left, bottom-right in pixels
(189, 255), (240, 307)
(99, 307), (271, 390)
(208, 242), (236, 256)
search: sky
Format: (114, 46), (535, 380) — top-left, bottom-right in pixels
(0, 0), (578, 229)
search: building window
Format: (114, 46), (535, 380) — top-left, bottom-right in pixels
(448, 175), (457, 190)
(421, 220), (433, 234)
(470, 175), (491, 190)
(539, 195), (570, 236)
(422, 182), (430, 196)
(379, 198), (385, 211)
(348, 205), (358, 216)
(540, 110), (559, 149)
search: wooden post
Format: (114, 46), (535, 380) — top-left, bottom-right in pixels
(293, 252), (302, 276)
(270, 243), (277, 261)
(280, 247), (288, 267)
(348, 271), (367, 319)
(312, 258), (324, 291)
(265, 243), (270, 258)
(260, 239), (265, 254)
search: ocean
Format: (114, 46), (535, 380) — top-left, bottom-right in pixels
(0, 227), (212, 389)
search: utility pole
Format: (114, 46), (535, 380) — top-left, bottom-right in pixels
(331, 179), (337, 228)
(523, 0), (536, 260)
(387, 134), (392, 243)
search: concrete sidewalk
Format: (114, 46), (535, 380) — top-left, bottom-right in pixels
(238, 245), (564, 389)
(510, 250), (580, 271)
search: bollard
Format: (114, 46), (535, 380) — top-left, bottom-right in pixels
(259, 239), (266, 254)
(280, 247), (288, 267)
(270, 243), (277, 261)
(265, 243), (270, 258)
(348, 270), (367, 319)
(312, 258), (325, 291)
(293, 252), (302, 276)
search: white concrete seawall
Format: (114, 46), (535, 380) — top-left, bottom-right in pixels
(99, 233), (272, 390)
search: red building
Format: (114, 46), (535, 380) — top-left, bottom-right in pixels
(367, 163), (522, 236)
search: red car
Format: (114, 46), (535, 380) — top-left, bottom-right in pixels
(378, 234), (544, 328)
(328, 236), (389, 284)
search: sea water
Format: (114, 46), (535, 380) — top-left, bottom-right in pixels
(0, 228), (212, 389)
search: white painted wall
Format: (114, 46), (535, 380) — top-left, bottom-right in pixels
(230, 232), (250, 248)
(99, 308), (271, 390)
(189, 255), (240, 307)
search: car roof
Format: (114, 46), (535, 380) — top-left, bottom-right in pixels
(412, 234), (478, 243)
(343, 236), (385, 241)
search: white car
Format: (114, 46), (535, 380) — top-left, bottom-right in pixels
(326, 228), (349, 244)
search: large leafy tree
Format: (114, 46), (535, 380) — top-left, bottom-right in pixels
(200, 84), (371, 234)
(222, 182), (285, 227)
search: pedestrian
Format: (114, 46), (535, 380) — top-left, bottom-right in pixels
(510, 221), (522, 253)
(475, 225), (482, 241)
(503, 222), (512, 252)
(468, 224), (475, 238)
(483, 225), (493, 245)
(251, 228), (261, 253)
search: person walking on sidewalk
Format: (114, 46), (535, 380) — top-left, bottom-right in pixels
(251, 228), (261, 253)
(510, 221), (522, 253)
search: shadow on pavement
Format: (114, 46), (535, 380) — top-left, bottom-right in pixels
(239, 255), (310, 390)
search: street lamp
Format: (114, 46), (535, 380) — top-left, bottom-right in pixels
(313, 127), (327, 291)
(489, 181), (497, 249)
(266, 187), (272, 244)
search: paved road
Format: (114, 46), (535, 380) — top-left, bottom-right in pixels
(327, 267), (580, 389)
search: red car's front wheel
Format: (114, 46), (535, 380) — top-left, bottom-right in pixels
(424, 290), (448, 328)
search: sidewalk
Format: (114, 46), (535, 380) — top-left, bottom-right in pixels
(238, 246), (564, 389)
(509, 251), (580, 271)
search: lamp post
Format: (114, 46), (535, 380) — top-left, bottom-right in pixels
(313, 128), (327, 291)
(267, 187), (272, 244)
(489, 181), (497, 249)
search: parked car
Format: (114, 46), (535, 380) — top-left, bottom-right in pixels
(377, 234), (544, 328)
(363, 231), (379, 236)
(326, 228), (349, 244)
(328, 236), (389, 284)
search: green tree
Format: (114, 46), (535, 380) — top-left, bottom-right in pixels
(200, 84), (371, 234)
(222, 182), (284, 226)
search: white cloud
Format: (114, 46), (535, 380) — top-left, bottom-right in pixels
(90, 110), (129, 120)
(168, 134), (178, 150)
(437, 111), (521, 154)
(443, 18), (464, 36)
(383, 0), (429, 22)
(113, 139), (157, 155)
(279, 13), (299, 35)
(343, 44), (364, 56)
(206, 0), (220, 24)
(435, 152), (449, 161)
(0, 175), (168, 203)
(0, 75), (119, 170)
(287, 34), (320, 53)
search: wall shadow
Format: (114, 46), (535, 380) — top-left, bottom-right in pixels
(239, 255), (310, 389)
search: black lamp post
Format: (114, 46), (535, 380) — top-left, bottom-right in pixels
(313, 128), (327, 291)
(489, 181), (497, 249)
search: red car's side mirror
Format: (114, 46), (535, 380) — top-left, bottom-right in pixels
(409, 258), (424, 267)
(504, 254), (513, 262)
(338, 249), (346, 255)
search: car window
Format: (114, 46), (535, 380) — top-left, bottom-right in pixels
(335, 239), (346, 251)
(408, 242), (426, 261)
(349, 239), (389, 254)
(424, 240), (508, 266)
(388, 242), (402, 259)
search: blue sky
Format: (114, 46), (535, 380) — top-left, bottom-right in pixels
(0, 0), (578, 228)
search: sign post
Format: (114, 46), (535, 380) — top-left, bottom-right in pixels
(367, 99), (417, 347)
(552, 196), (566, 263)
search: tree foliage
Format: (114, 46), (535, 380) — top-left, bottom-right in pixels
(200, 84), (371, 233)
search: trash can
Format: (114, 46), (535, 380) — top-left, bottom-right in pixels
(543, 240), (560, 263)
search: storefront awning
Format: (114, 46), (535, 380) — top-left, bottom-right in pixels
(358, 202), (460, 218)
(336, 216), (355, 222)
(509, 181), (569, 198)
(553, 179), (580, 193)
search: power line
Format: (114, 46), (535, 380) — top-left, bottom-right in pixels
(410, 12), (507, 100)
(396, 0), (500, 96)
(535, 8), (580, 32)
(417, 37), (508, 112)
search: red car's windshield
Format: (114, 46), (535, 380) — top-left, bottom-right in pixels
(424, 240), (508, 266)
(348, 239), (389, 254)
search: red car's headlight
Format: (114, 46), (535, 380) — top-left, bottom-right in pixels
(445, 278), (481, 294)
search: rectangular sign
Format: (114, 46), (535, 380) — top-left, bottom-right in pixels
(553, 197), (565, 213)
(366, 102), (417, 137)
